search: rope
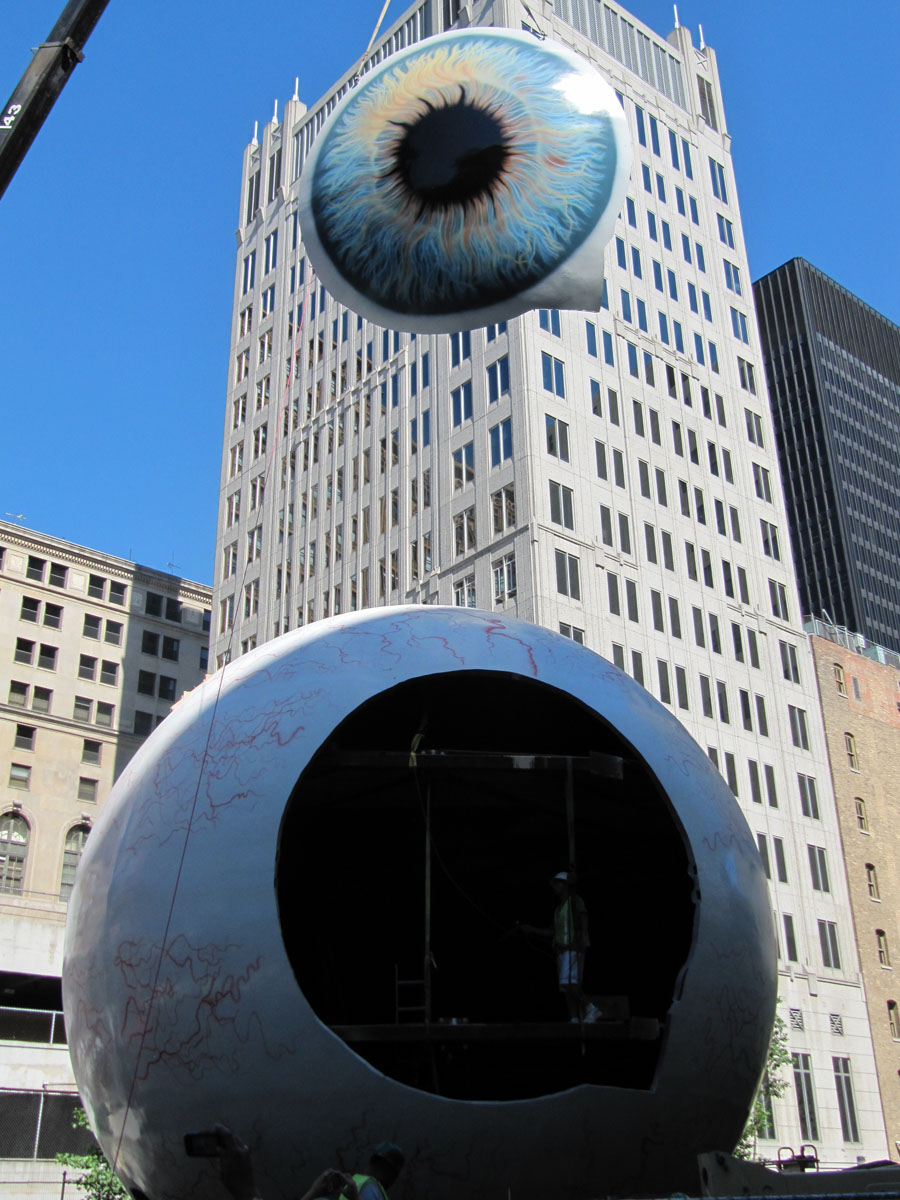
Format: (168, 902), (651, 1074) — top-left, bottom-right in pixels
(350, 0), (393, 84)
(520, 2), (547, 38)
(111, 247), (315, 1172)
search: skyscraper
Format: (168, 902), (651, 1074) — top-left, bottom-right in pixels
(754, 258), (900, 654)
(213, 0), (888, 1164)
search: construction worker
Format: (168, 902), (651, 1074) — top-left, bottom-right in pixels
(521, 870), (590, 1021)
(342, 1143), (405, 1200)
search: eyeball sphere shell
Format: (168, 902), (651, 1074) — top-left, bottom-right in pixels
(63, 607), (775, 1200)
(297, 29), (632, 332)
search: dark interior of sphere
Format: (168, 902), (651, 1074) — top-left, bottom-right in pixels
(389, 93), (510, 210)
(276, 671), (696, 1102)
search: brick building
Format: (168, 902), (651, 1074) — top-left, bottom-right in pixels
(808, 617), (900, 1156)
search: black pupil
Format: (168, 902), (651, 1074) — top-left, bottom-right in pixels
(394, 96), (509, 209)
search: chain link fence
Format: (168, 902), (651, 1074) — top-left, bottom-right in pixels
(0, 1087), (94, 1197)
(0, 1089), (92, 1160)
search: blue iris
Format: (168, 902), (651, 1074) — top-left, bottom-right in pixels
(308, 32), (619, 317)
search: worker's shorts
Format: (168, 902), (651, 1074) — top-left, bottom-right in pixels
(557, 950), (584, 988)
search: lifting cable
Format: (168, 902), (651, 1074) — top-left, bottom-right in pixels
(351, 0), (393, 84)
(111, 0), (563, 1166)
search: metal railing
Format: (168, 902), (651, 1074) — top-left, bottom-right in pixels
(0, 1176), (73, 1200)
(0, 1007), (66, 1046)
(0, 887), (67, 906)
(804, 616), (900, 669)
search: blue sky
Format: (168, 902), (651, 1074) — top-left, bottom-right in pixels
(1, 0), (897, 586)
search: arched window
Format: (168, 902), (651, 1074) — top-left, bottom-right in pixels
(59, 824), (91, 901)
(0, 812), (30, 894)
(833, 663), (846, 695)
(866, 864), (880, 900)
(855, 797), (869, 832)
(845, 732), (860, 771)
(877, 929), (891, 968)
(888, 1001), (900, 1040)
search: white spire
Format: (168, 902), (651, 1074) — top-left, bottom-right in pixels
(272, 98), (279, 125)
(252, 120), (259, 146)
(673, 4), (680, 28)
(293, 77), (300, 101)
(699, 23), (706, 49)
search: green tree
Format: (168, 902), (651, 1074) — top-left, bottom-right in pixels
(57, 1108), (129, 1200)
(734, 1012), (793, 1159)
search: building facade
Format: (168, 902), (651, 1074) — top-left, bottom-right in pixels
(807, 617), (900, 1156)
(754, 258), (900, 655)
(212, 0), (888, 1166)
(0, 521), (211, 1194)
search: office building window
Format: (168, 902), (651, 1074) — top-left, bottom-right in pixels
(788, 706), (809, 750)
(545, 416), (570, 461)
(491, 485), (516, 533)
(486, 356), (509, 402)
(555, 550), (580, 600)
(791, 1053), (819, 1141)
(539, 308), (561, 336)
(819, 920), (841, 969)
(798, 774), (819, 820)
(756, 834), (770, 879)
(0, 812), (30, 892)
(77, 777), (98, 803)
(549, 482), (575, 530)
(808, 845), (830, 893)
(780, 640), (800, 683)
(59, 825), (91, 902)
(489, 419), (512, 466)
(14, 724), (36, 752)
(492, 554), (517, 604)
(82, 740), (102, 766)
(37, 644), (58, 671)
(452, 382), (473, 425)
(452, 442), (475, 491)
(453, 508), (477, 557)
(541, 352), (566, 399)
(453, 575), (476, 608)
(832, 1058), (860, 1143)
(782, 914), (798, 962)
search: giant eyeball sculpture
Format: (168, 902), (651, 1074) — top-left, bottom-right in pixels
(297, 29), (632, 332)
(63, 608), (775, 1200)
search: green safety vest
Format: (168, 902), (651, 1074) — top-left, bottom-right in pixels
(553, 894), (589, 950)
(339, 1174), (389, 1200)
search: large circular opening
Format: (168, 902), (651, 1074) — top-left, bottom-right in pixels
(276, 671), (695, 1100)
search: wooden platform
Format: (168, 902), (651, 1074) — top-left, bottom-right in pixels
(330, 1018), (660, 1043)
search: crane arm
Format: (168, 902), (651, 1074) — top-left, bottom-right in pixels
(0, 0), (112, 200)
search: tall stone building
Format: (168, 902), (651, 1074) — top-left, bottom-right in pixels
(754, 258), (900, 655)
(807, 617), (900, 1157)
(0, 520), (211, 1194)
(212, 0), (888, 1165)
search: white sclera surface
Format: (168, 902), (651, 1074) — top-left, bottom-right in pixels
(64, 606), (775, 1200)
